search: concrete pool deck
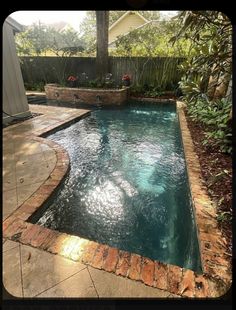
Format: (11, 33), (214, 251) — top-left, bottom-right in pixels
(3, 102), (231, 298)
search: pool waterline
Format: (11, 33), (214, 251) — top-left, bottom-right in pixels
(30, 102), (202, 273)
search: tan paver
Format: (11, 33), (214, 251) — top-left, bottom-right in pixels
(15, 153), (52, 187)
(3, 171), (16, 192)
(21, 244), (87, 297)
(3, 240), (20, 252)
(37, 268), (98, 298)
(17, 181), (45, 207)
(3, 188), (18, 220)
(3, 243), (23, 297)
(3, 104), (89, 219)
(88, 266), (170, 298)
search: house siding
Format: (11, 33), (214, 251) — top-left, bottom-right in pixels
(109, 12), (146, 44)
(3, 20), (30, 123)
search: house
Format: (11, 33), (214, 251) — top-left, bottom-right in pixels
(3, 16), (30, 124)
(108, 11), (148, 46)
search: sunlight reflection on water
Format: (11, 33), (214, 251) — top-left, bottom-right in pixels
(36, 103), (202, 272)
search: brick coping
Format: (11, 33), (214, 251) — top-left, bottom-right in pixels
(3, 102), (231, 298)
(46, 83), (128, 93)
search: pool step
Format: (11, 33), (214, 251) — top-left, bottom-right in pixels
(27, 95), (47, 104)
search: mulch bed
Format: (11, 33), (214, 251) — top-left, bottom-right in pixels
(184, 109), (232, 251)
(3, 112), (43, 128)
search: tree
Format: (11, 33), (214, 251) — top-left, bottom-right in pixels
(47, 26), (85, 56)
(80, 11), (97, 55)
(15, 23), (85, 85)
(172, 11), (232, 101)
(15, 23), (84, 57)
(172, 11), (232, 153)
(81, 11), (161, 55)
(16, 22), (50, 56)
(111, 20), (192, 57)
(96, 11), (109, 80)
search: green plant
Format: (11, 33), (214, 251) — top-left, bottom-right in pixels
(173, 11), (232, 104)
(144, 85), (165, 97)
(130, 85), (145, 94)
(82, 77), (116, 89)
(104, 80), (115, 88)
(207, 170), (230, 187)
(144, 89), (164, 97)
(217, 211), (232, 223)
(188, 98), (232, 153)
(24, 81), (45, 91)
(88, 79), (98, 88)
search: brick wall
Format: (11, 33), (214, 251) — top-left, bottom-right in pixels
(45, 84), (129, 105)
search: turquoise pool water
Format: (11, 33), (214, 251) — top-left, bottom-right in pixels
(33, 102), (202, 272)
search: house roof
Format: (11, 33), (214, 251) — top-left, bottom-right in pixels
(109, 11), (148, 31)
(5, 16), (23, 33)
(108, 20), (161, 46)
(47, 21), (71, 32)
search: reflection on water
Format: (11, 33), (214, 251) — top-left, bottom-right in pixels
(35, 102), (202, 272)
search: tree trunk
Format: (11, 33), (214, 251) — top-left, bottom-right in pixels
(207, 64), (219, 100)
(96, 11), (109, 81)
(214, 71), (231, 99)
(208, 57), (232, 101)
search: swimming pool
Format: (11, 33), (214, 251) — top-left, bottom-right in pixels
(31, 102), (202, 272)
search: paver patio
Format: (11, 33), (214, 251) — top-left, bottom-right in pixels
(3, 239), (177, 298)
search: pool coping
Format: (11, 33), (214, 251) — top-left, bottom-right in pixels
(3, 101), (231, 298)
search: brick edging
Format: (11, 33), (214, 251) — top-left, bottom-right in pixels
(176, 102), (232, 289)
(3, 103), (232, 298)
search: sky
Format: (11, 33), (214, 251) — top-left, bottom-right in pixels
(9, 11), (87, 32)
(9, 11), (178, 32)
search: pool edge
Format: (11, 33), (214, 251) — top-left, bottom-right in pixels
(3, 102), (232, 298)
(177, 101), (232, 295)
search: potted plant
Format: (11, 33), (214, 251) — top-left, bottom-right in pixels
(122, 74), (131, 87)
(67, 75), (78, 88)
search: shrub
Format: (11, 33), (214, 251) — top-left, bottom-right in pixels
(24, 82), (45, 91)
(187, 98), (232, 154)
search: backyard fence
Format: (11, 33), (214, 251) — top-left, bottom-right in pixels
(19, 56), (185, 90)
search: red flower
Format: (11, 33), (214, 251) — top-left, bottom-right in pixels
(122, 74), (131, 81)
(67, 75), (77, 81)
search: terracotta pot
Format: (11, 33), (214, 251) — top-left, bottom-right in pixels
(68, 80), (77, 88)
(122, 80), (130, 86)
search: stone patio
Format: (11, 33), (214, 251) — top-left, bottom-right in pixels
(3, 104), (90, 221)
(3, 239), (177, 298)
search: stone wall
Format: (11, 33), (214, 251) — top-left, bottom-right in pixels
(45, 84), (129, 106)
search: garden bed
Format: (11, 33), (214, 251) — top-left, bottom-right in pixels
(185, 111), (232, 251)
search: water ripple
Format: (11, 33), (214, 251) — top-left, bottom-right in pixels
(36, 103), (201, 272)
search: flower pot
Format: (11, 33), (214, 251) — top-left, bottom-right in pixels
(68, 80), (77, 88)
(122, 80), (130, 86)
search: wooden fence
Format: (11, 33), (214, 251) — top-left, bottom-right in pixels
(19, 56), (185, 90)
